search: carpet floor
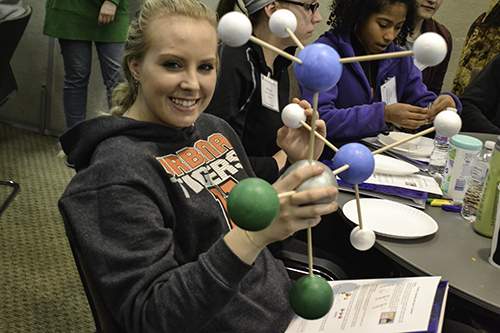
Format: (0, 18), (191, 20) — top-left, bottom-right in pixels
(0, 122), (94, 332)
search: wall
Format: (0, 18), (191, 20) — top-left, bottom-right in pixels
(0, 0), (494, 137)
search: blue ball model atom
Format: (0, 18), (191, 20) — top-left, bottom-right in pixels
(332, 143), (375, 185)
(294, 44), (343, 93)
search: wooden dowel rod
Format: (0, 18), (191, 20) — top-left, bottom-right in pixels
(308, 93), (319, 163)
(277, 190), (296, 199)
(286, 27), (304, 50)
(339, 50), (413, 64)
(249, 36), (303, 64)
(332, 164), (350, 175)
(371, 127), (435, 155)
(307, 227), (313, 276)
(300, 121), (339, 153)
(354, 184), (364, 230)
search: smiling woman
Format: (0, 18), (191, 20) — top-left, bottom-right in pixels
(57, 0), (339, 332)
(123, 16), (218, 128)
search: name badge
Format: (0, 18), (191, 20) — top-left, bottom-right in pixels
(413, 57), (428, 72)
(381, 76), (397, 105)
(261, 74), (279, 112)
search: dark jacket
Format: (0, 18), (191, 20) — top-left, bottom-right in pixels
(205, 41), (294, 183)
(460, 54), (500, 134)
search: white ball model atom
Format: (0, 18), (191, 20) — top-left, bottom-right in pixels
(218, 12), (252, 47)
(413, 32), (447, 67)
(269, 9), (297, 38)
(281, 103), (306, 129)
(350, 226), (376, 251)
(433, 109), (462, 138)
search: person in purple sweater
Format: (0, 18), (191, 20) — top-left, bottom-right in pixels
(300, 0), (461, 157)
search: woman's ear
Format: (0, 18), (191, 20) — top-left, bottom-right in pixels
(127, 58), (140, 81)
(264, 1), (279, 18)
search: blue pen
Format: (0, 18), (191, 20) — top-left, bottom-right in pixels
(441, 204), (461, 212)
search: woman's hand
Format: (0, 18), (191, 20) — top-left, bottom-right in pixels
(425, 94), (456, 124)
(384, 103), (427, 129)
(224, 165), (338, 265)
(277, 98), (327, 163)
(98, 1), (117, 26)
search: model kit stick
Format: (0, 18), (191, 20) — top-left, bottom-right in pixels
(339, 50), (413, 64)
(371, 127), (435, 155)
(308, 93), (319, 163)
(300, 121), (339, 153)
(277, 190), (296, 198)
(331, 164), (350, 175)
(249, 36), (303, 64)
(286, 27), (304, 50)
(354, 184), (364, 230)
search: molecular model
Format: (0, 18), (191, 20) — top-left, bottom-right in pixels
(219, 10), (460, 321)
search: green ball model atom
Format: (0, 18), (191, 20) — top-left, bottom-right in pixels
(289, 275), (334, 320)
(227, 178), (280, 231)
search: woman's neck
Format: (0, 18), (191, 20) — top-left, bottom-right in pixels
(408, 18), (424, 42)
(253, 23), (291, 73)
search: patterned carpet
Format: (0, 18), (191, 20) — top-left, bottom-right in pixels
(0, 122), (94, 332)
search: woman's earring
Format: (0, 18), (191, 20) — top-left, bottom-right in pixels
(133, 79), (140, 97)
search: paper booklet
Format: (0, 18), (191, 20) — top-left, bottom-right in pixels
(323, 159), (442, 209)
(336, 179), (428, 209)
(286, 276), (449, 333)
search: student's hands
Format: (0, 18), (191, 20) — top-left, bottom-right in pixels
(262, 164), (338, 242)
(224, 165), (338, 265)
(425, 94), (456, 124)
(276, 98), (326, 164)
(384, 103), (427, 129)
(98, 1), (117, 26)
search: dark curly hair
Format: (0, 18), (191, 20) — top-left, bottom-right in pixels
(326, 0), (417, 46)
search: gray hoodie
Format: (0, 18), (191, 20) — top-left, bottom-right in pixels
(59, 114), (294, 333)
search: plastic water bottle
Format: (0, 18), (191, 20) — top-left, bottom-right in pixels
(475, 136), (500, 238)
(461, 140), (495, 222)
(427, 133), (448, 183)
(428, 108), (457, 184)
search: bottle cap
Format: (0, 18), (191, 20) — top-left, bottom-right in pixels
(485, 140), (495, 150)
(450, 135), (482, 151)
(445, 107), (458, 113)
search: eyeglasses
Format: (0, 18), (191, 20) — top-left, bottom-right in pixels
(280, 0), (320, 14)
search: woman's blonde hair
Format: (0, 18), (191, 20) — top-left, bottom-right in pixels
(111, 0), (218, 116)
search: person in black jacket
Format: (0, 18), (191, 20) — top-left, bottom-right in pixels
(459, 53), (500, 134)
(205, 0), (322, 183)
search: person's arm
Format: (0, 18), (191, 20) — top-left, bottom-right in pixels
(396, 55), (461, 129)
(301, 85), (388, 143)
(225, 164), (338, 263)
(98, 1), (117, 26)
(459, 58), (500, 134)
(60, 185), (257, 333)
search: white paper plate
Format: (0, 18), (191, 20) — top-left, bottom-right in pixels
(342, 199), (438, 239)
(373, 155), (419, 175)
(377, 132), (434, 157)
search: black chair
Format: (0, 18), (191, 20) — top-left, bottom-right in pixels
(0, 5), (31, 214)
(67, 234), (347, 333)
(0, 4), (32, 107)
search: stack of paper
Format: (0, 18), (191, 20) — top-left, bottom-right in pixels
(286, 276), (449, 333)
